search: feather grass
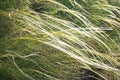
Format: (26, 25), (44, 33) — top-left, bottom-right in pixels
(0, 0), (120, 80)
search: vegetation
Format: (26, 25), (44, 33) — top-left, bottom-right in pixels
(0, 0), (120, 80)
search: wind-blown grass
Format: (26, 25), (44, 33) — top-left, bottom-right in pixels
(0, 0), (120, 80)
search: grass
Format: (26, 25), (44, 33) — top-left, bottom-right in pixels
(0, 0), (120, 80)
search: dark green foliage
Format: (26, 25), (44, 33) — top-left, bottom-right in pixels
(0, 0), (30, 10)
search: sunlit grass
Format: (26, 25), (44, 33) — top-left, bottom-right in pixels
(0, 0), (120, 80)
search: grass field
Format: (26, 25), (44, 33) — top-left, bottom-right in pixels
(0, 0), (120, 80)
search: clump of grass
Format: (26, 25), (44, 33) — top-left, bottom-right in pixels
(0, 0), (120, 80)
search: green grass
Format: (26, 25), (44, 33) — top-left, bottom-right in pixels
(0, 0), (120, 80)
